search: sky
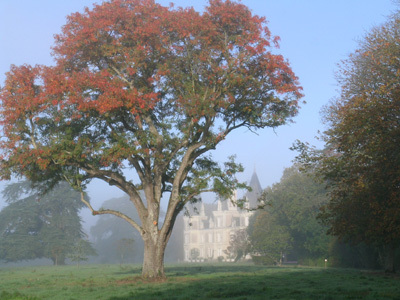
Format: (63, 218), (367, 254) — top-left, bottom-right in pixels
(0, 0), (397, 226)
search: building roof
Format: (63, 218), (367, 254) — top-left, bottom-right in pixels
(185, 201), (217, 217)
(246, 170), (263, 209)
(184, 171), (263, 215)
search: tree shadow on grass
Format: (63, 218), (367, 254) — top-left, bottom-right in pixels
(113, 263), (267, 276)
(109, 271), (283, 300)
(108, 267), (400, 300)
(113, 266), (142, 275)
(165, 264), (267, 277)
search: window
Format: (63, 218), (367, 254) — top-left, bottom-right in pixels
(208, 248), (213, 258)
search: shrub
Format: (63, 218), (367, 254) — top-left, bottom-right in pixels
(251, 255), (275, 266)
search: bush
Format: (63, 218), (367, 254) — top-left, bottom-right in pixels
(251, 255), (275, 266)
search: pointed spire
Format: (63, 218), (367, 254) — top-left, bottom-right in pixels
(246, 169), (262, 209)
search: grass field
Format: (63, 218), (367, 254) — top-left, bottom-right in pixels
(0, 263), (399, 299)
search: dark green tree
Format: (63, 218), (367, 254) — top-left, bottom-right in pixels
(248, 166), (329, 264)
(327, 239), (381, 270)
(0, 181), (95, 265)
(248, 211), (292, 265)
(293, 11), (400, 273)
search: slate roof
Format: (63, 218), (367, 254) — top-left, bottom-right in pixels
(184, 171), (263, 214)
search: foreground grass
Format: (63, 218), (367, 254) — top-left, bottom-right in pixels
(0, 263), (399, 299)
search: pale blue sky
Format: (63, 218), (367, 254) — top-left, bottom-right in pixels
(0, 1), (396, 219)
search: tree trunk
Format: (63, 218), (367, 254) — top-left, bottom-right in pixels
(141, 234), (167, 279)
(52, 256), (66, 266)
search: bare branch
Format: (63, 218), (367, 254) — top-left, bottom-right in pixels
(79, 190), (143, 234)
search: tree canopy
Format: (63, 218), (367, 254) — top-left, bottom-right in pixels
(0, 0), (302, 278)
(293, 12), (400, 273)
(224, 229), (251, 262)
(248, 210), (292, 265)
(248, 166), (329, 264)
(0, 181), (95, 265)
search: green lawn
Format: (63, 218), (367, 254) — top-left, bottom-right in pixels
(0, 263), (399, 299)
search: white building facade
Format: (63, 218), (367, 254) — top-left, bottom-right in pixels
(183, 171), (262, 262)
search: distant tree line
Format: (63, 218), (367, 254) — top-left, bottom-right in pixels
(0, 181), (96, 266)
(291, 9), (400, 273)
(0, 183), (184, 267)
(247, 165), (400, 272)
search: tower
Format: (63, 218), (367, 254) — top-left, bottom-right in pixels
(245, 170), (263, 209)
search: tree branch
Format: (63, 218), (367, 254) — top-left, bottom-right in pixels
(79, 190), (143, 235)
(81, 167), (147, 214)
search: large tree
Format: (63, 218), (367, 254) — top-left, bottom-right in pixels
(265, 166), (329, 260)
(248, 166), (329, 264)
(90, 196), (183, 264)
(0, 181), (95, 265)
(294, 12), (400, 273)
(248, 211), (292, 265)
(0, 0), (302, 278)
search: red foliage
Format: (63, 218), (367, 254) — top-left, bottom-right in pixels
(0, 0), (303, 278)
(0, 0), (303, 183)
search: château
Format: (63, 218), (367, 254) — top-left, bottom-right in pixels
(183, 171), (262, 261)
